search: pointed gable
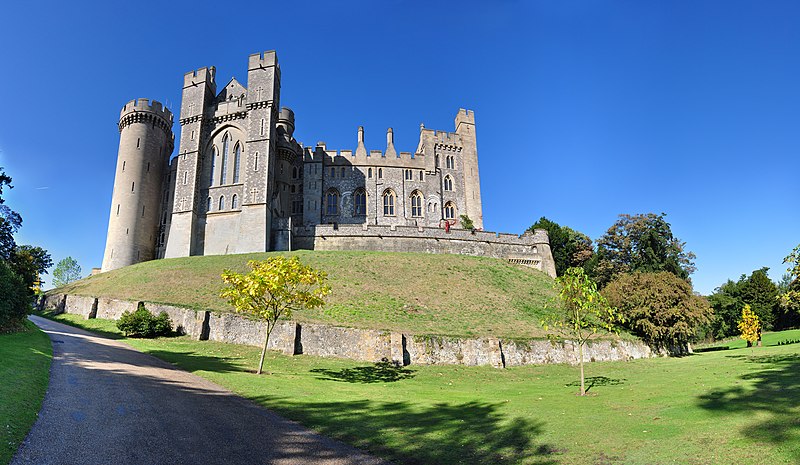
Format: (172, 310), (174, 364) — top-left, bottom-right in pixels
(216, 77), (247, 103)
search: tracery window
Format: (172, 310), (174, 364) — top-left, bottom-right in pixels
(410, 191), (423, 217)
(325, 189), (339, 215)
(444, 201), (456, 220)
(382, 189), (396, 216)
(444, 175), (453, 191)
(354, 189), (367, 216)
(446, 155), (454, 169)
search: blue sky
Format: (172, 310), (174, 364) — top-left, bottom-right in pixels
(0, 1), (797, 294)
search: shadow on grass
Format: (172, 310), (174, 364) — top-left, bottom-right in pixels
(693, 346), (730, 353)
(141, 349), (248, 374)
(253, 397), (561, 465)
(310, 358), (415, 383)
(565, 376), (625, 393)
(697, 353), (800, 460)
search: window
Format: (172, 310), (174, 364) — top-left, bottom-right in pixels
(233, 143), (241, 183)
(254, 152), (259, 171)
(378, 168), (383, 179)
(341, 167), (346, 178)
(354, 189), (366, 216)
(207, 197), (212, 211)
(382, 189), (395, 216)
(116, 204), (120, 216)
(231, 194), (238, 209)
(325, 189), (339, 215)
(410, 191), (423, 217)
(368, 167), (372, 178)
(221, 133), (229, 184)
(122, 160), (126, 171)
(446, 155), (454, 169)
(210, 147), (217, 185)
(292, 200), (303, 215)
(292, 166), (298, 179)
(444, 175), (453, 191)
(141, 205), (146, 217)
(419, 170), (424, 181)
(219, 195), (225, 210)
(444, 201), (456, 220)
(330, 167), (335, 178)
(404, 169), (412, 180)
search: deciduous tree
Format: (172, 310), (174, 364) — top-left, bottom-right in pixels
(9, 245), (52, 294)
(779, 244), (800, 310)
(528, 217), (594, 276)
(221, 257), (330, 374)
(738, 304), (760, 348)
(603, 271), (712, 353)
(52, 256), (82, 288)
(542, 267), (622, 396)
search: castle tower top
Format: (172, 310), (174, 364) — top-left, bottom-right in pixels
(120, 98), (173, 123)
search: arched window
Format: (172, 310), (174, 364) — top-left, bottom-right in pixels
(444, 201), (456, 220)
(207, 197), (212, 211)
(219, 195), (225, 210)
(209, 147), (217, 185)
(443, 175), (453, 191)
(382, 189), (395, 216)
(354, 189), (367, 216)
(410, 191), (423, 217)
(378, 168), (383, 179)
(220, 133), (229, 184)
(419, 170), (424, 181)
(368, 167), (372, 178)
(231, 194), (238, 209)
(325, 189), (339, 215)
(341, 167), (346, 177)
(446, 155), (454, 169)
(292, 166), (298, 179)
(233, 143), (241, 183)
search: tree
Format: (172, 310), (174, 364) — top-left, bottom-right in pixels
(591, 213), (695, 287)
(220, 257), (330, 374)
(528, 217), (594, 276)
(459, 214), (475, 230)
(779, 243), (800, 309)
(9, 245), (52, 294)
(738, 267), (778, 331)
(0, 261), (29, 331)
(738, 304), (760, 349)
(708, 268), (782, 338)
(603, 272), (713, 353)
(542, 267), (622, 396)
(52, 256), (82, 288)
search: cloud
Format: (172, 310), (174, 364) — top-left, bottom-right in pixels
(35, 186), (49, 190)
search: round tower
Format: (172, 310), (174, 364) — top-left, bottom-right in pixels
(101, 99), (174, 272)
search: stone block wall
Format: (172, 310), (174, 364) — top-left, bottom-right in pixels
(52, 293), (657, 367)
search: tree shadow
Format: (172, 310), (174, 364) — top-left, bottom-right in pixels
(697, 353), (800, 460)
(141, 349), (248, 374)
(310, 358), (415, 384)
(565, 376), (626, 393)
(251, 396), (561, 465)
(693, 346), (730, 353)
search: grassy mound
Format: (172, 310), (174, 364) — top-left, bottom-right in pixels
(55, 251), (558, 339)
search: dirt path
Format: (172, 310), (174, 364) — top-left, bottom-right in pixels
(14, 316), (385, 465)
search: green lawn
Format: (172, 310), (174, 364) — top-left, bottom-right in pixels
(47, 313), (800, 464)
(0, 321), (52, 465)
(51, 251), (560, 339)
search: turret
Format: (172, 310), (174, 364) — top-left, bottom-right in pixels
(101, 99), (174, 271)
(455, 109), (483, 229)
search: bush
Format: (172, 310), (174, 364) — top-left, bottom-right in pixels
(0, 261), (29, 332)
(116, 303), (172, 338)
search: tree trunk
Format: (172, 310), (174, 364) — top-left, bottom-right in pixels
(579, 341), (586, 396)
(257, 322), (272, 375)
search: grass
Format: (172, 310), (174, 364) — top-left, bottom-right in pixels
(51, 250), (561, 339)
(0, 321), (52, 465)
(46, 313), (800, 464)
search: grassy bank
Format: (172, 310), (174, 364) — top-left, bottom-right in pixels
(47, 313), (800, 464)
(0, 321), (52, 465)
(52, 251), (559, 339)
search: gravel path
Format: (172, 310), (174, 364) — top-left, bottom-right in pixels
(14, 316), (386, 465)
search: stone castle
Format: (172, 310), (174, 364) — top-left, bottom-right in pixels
(101, 50), (556, 277)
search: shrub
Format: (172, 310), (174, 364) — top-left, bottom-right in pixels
(0, 261), (29, 332)
(116, 303), (172, 338)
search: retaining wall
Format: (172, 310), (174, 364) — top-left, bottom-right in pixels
(52, 294), (657, 367)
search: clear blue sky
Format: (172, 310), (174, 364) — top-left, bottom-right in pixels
(0, 1), (797, 295)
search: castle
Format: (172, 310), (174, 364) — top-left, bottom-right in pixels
(101, 50), (556, 277)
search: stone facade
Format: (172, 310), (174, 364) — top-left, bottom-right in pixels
(100, 50), (556, 278)
(54, 294), (658, 367)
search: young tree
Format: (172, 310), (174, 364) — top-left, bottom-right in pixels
(591, 213), (695, 287)
(221, 257), (331, 374)
(738, 304), (760, 349)
(459, 214), (475, 230)
(603, 272), (713, 353)
(52, 256), (82, 287)
(542, 267), (622, 396)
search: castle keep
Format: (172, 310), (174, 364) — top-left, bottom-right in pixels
(101, 50), (556, 277)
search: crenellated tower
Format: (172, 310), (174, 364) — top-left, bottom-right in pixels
(101, 99), (174, 271)
(455, 109), (483, 229)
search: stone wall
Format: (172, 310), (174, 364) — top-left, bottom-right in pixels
(53, 294), (656, 367)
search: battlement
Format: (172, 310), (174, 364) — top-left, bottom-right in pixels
(183, 66), (216, 88)
(248, 50), (278, 70)
(455, 108), (475, 127)
(119, 98), (173, 123)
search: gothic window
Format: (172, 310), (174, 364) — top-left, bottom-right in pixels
(219, 195), (225, 210)
(405, 169), (412, 180)
(210, 146), (217, 185)
(233, 143), (241, 183)
(207, 196), (212, 211)
(325, 189), (339, 215)
(382, 189), (396, 216)
(354, 189), (367, 216)
(410, 191), (423, 217)
(444, 201), (456, 220)
(446, 155), (454, 169)
(444, 175), (453, 191)
(231, 194), (238, 209)
(221, 133), (229, 184)
(368, 167), (372, 178)
(378, 168), (383, 179)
